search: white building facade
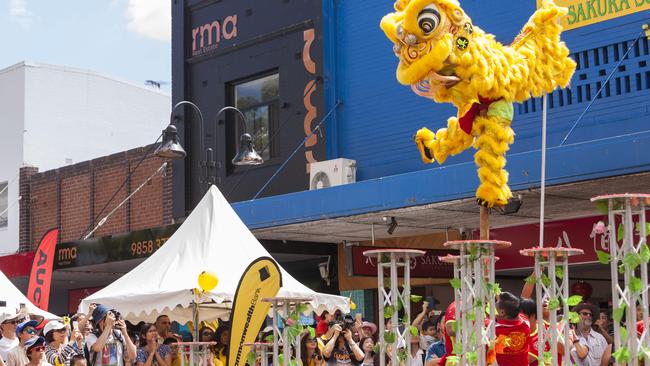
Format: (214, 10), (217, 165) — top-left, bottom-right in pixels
(0, 62), (170, 255)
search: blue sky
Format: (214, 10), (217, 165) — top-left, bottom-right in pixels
(1, 0), (171, 91)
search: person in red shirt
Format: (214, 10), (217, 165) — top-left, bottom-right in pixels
(520, 298), (565, 366)
(425, 301), (457, 366)
(316, 311), (334, 338)
(494, 292), (530, 366)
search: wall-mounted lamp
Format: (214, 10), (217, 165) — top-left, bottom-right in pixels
(155, 102), (264, 190)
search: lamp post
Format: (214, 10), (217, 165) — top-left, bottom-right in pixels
(155, 101), (264, 189)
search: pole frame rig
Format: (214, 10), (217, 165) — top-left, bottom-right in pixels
(363, 249), (425, 366)
(442, 240), (510, 365)
(520, 247), (583, 366)
(261, 296), (313, 366)
(591, 193), (650, 364)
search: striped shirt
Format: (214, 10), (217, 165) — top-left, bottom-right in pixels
(45, 343), (82, 366)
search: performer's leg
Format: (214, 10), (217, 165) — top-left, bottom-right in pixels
(414, 117), (473, 165)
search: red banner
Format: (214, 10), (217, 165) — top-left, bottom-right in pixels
(27, 229), (59, 311)
(351, 247), (456, 278)
(488, 215), (608, 271)
(68, 287), (102, 314)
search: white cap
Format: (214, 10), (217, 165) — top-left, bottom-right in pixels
(0, 309), (27, 324)
(43, 320), (66, 335)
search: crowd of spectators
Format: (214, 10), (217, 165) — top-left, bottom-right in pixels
(0, 284), (640, 366)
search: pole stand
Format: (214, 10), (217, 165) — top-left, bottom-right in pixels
(363, 249), (425, 366)
(442, 240), (510, 365)
(261, 296), (313, 366)
(591, 193), (650, 364)
(520, 247), (583, 366)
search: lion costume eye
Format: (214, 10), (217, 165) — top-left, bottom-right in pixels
(417, 5), (441, 35)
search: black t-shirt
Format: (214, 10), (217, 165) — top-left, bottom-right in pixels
(325, 344), (353, 366)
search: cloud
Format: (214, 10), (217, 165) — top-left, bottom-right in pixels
(125, 0), (170, 42)
(9, 0), (33, 29)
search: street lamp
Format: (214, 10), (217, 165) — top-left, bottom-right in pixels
(155, 101), (264, 185)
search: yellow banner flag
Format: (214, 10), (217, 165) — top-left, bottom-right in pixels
(536, 0), (650, 30)
(228, 257), (282, 366)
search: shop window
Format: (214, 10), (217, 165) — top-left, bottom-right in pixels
(0, 182), (7, 228)
(230, 73), (279, 163)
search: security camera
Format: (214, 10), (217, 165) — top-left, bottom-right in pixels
(318, 257), (331, 286)
(459, 227), (473, 240)
(386, 216), (398, 235)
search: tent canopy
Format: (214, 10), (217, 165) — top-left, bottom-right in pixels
(80, 186), (348, 323)
(0, 270), (60, 320)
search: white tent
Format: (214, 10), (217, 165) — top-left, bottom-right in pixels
(79, 185), (348, 323)
(0, 270), (60, 320)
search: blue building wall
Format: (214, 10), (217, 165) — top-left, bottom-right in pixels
(325, 0), (650, 182)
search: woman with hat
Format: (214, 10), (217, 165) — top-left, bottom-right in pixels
(6, 319), (38, 366)
(43, 320), (83, 366)
(25, 337), (52, 366)
(0, 310), (27, 364)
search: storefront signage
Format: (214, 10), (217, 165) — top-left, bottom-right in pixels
(351, 246), (456, 278)
(191, 14), (238, 56)
(489, 215), (607, 270)
(54, 224), (180, 269)
(537, 0), (650, 30)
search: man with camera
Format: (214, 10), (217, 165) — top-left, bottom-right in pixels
(85, 304), (136, 366)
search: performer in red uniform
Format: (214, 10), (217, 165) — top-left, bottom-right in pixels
(494, 292), (530, 366)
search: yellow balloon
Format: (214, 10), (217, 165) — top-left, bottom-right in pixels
(349, 298), (357, 310)
(198, 271), (218, 292)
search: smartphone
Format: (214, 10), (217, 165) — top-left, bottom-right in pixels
(72, 321), (79, 331)
(425, 296), (435, 312)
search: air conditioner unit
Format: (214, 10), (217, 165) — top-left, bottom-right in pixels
(309, 158), (356, 190)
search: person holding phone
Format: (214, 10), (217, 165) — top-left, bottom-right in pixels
(43, 320), (84, 366)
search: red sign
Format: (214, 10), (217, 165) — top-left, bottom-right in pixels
(27, 229), (58, 311)
(488, 215), (610, 270)
(351, 246), (456, 278)
(68, 287), (102, 314)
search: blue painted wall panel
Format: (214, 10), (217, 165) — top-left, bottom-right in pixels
(327, 0), (650, 181)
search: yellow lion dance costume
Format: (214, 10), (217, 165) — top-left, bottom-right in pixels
(381, 0), (576, 207)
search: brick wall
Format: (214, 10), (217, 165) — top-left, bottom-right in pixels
(19, 145), (174, 251)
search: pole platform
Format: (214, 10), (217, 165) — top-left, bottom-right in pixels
(591, 193), (649, 365)
(364, 249), (424, 366)
(441, 240), (510, 365)
(262, 297), (313, 366)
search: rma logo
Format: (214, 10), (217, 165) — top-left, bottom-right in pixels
(192, 15), (238, 56)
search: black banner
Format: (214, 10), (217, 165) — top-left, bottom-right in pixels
(54, 224), (180, 269)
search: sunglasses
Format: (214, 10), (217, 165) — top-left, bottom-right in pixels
(579, 312), (593, 317)
(24, 328), (37, 335)
(30, 346), (45, 353)
(54, 328), (68, 333)
(5, 318), (26, 325)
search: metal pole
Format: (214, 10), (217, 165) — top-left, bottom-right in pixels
(641, 204), (650, 366)
(548, 255), (558, 366)
(272, 306), (279, 365)
(562, 257), (571, 366)
(404, 255), (412, 366)
(608, 200), (621, 353)
(377, 254), (385, 366)
(540, 94), (548, 248)
(535, 253), (545, 366)
(390, 253), (398, 365)
(283, 302), (289, 366)
(625, 198), (638, 361)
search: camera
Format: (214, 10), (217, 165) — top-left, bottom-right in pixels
(110, 310), (121, 321)
(329, 315), (355, 331)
